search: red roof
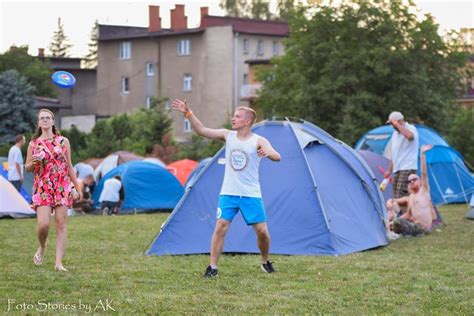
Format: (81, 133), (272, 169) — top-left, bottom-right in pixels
(202, 16), (289, 36)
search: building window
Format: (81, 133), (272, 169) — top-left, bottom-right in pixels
(272, 41), (279, 56)
(243, 74), (248, 85)
(145, 96), (152, 109)
(121, 77), (129, 94)
(257, 40), (264, 55)
(119, 42), (131, 59)
(177, 39), (191, 56)
(243, 39), (249, 54)
(184, 118), (192, 132)
(183, 74), (192, 92)
(146, 62), (154, 76)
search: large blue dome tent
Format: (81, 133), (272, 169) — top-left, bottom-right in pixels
(147, 119), (389, 256)
(355, 124), (473, 205)
(92, 161), (184, 213)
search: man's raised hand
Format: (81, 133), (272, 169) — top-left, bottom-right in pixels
(421, 144), (433, 153)
(172, 99), (189, 114)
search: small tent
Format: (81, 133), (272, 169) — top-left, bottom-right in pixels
(466, 195), (474, 220)
(147, 119), (388, 256)
(424, 146), (474, 205)
(355, 124), (448, 156)
(93, 151), (143, 181)
(92, 161), (184, 213)
(0, 165), (31, 202)
(0, 176), (35, 219)
(185, 157), (212, 189)
(355, 124), (473, 205)
(357, 150), (393, 202)
(167, 159), (198, 185)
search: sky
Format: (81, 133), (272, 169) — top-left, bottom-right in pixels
(0, 0), (473, 57)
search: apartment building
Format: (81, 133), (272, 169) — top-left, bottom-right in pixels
(97, 5), (288, 141)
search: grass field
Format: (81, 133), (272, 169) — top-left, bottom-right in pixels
(1, 204), (473, 314)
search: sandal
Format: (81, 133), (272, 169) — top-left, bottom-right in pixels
(54, 264), (68, 272)
(33, 249), (44, 266)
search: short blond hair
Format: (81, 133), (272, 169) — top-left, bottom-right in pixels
(236, 106), (257, 124)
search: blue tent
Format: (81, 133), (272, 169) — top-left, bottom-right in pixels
(357, 150), (393, 202)
(184, 157), (212, 190)
(147, 119), (388, 256)
(424, 146), (474, 205)
(355, 124), (449, 155)
(92, 161), (184, 213)
(355, 124), (473, 205)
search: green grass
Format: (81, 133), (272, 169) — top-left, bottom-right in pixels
(1, 205), (473, 314)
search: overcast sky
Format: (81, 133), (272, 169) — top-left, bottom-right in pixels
(0, 0), (472, 57)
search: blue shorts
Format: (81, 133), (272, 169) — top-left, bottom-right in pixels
(217, 195), (267, 225)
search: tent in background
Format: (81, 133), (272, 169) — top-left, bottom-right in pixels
(355, 124), (473, 205)
(92, 161), (184, 213)
(355, 124), (448, 157)
(167, 159), (198, 185)
(147, 119), (388, 256)
(357, 150), (393, 202)
(185, 157), (212, 189)
(0, 158), (32, 201)
(93, 151), (143, 181)
(424, 146), (474, 205)
(0, 176), (35, 219)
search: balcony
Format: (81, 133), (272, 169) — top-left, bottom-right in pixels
(240, 84), (262, 99)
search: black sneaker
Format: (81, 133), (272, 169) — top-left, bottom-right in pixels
(203, 265), (218, 278)
(261, 261), (275, 273)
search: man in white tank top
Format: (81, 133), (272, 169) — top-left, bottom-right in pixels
(173, 99), (281, 277)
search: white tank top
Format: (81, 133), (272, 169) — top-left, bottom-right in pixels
(220, 131), (262, 197)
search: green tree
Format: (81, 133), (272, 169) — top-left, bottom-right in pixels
(175, 134), (223, 161)
(448, 107), (474, 168)
(60, 125), (88, 164)
(0, 46), (55, 97)
(257, 0), (468, 145)
(79, 97), (173, 159)
(126, 98), (174, 155)
(220, 0), (298, 19)
(0, 70), (36, 144)
(49, 17), (73, 57)
(220, 0), (251, 18)
(84, 20), (99, 68)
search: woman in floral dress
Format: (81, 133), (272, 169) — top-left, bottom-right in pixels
(25, 109), (82, 271)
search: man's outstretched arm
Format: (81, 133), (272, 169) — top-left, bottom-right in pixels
(172, 99), (228, 142)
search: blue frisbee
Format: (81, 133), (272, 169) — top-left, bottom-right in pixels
(51, 71), (76, 88)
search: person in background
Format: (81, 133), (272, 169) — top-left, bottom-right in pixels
(98, 175), (124, 215)
(384, 111), (419, 201)
(7, 134), (25, 192)
(72, 175), (95, 214)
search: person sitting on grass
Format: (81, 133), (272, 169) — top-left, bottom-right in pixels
(73, 175), (95, 214)
(386, 144), (436, 236)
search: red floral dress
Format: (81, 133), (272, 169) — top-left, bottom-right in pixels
(31, 135), (73, 210)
